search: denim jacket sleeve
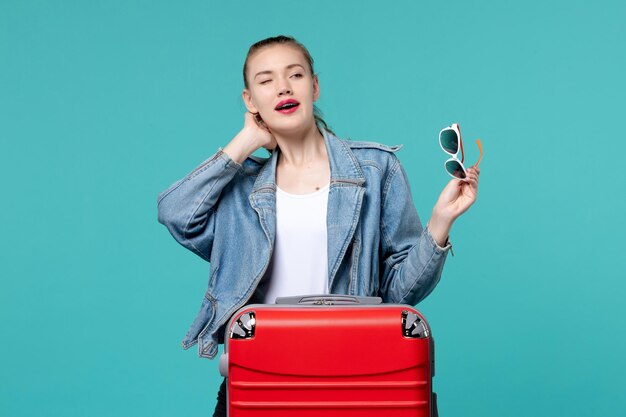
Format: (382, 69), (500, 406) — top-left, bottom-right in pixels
(157, 149), (242, 262)
(378, 157), (451, 305)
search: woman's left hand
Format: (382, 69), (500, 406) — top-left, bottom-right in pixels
(433, 166), (480, 221)
(428, 166), (480, 246)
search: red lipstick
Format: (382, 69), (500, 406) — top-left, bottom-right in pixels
(274, 99), (300, 114)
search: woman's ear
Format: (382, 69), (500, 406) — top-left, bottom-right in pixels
(242, 89), (259, 113)
(313, 75), (320, 102)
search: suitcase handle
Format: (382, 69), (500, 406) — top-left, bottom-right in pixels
(274, 294), (383, 305)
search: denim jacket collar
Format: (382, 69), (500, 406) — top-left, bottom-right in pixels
(250, 127), (366, 193)
(248, 128), (366, 289)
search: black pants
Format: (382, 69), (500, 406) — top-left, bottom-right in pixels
(212, 377), (227, 417)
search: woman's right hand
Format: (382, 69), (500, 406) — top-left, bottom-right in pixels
(242, 111), (277, 151)
(223, 112), (277, 164)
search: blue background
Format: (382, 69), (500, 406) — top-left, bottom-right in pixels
(2, 1), (625, 416)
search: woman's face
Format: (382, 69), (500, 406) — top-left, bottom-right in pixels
(243, 44), (320, 134)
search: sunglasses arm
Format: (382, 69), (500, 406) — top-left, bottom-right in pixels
(474, 139), (483, 167)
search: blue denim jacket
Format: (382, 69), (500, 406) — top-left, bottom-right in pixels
(157, 128), (451, 359)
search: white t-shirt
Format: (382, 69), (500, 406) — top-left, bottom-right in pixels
(262, 184), (330, 304)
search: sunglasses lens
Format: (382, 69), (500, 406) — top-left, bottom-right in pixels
(440, 129), (459, 154)
(445, 160), (466, 179)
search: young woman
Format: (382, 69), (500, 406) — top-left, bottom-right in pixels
(157, 35), (480, 417)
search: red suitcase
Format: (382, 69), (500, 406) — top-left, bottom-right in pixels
(219, 295), (438, 417)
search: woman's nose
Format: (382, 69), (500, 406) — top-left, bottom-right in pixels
(277, 78), (292, 95)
